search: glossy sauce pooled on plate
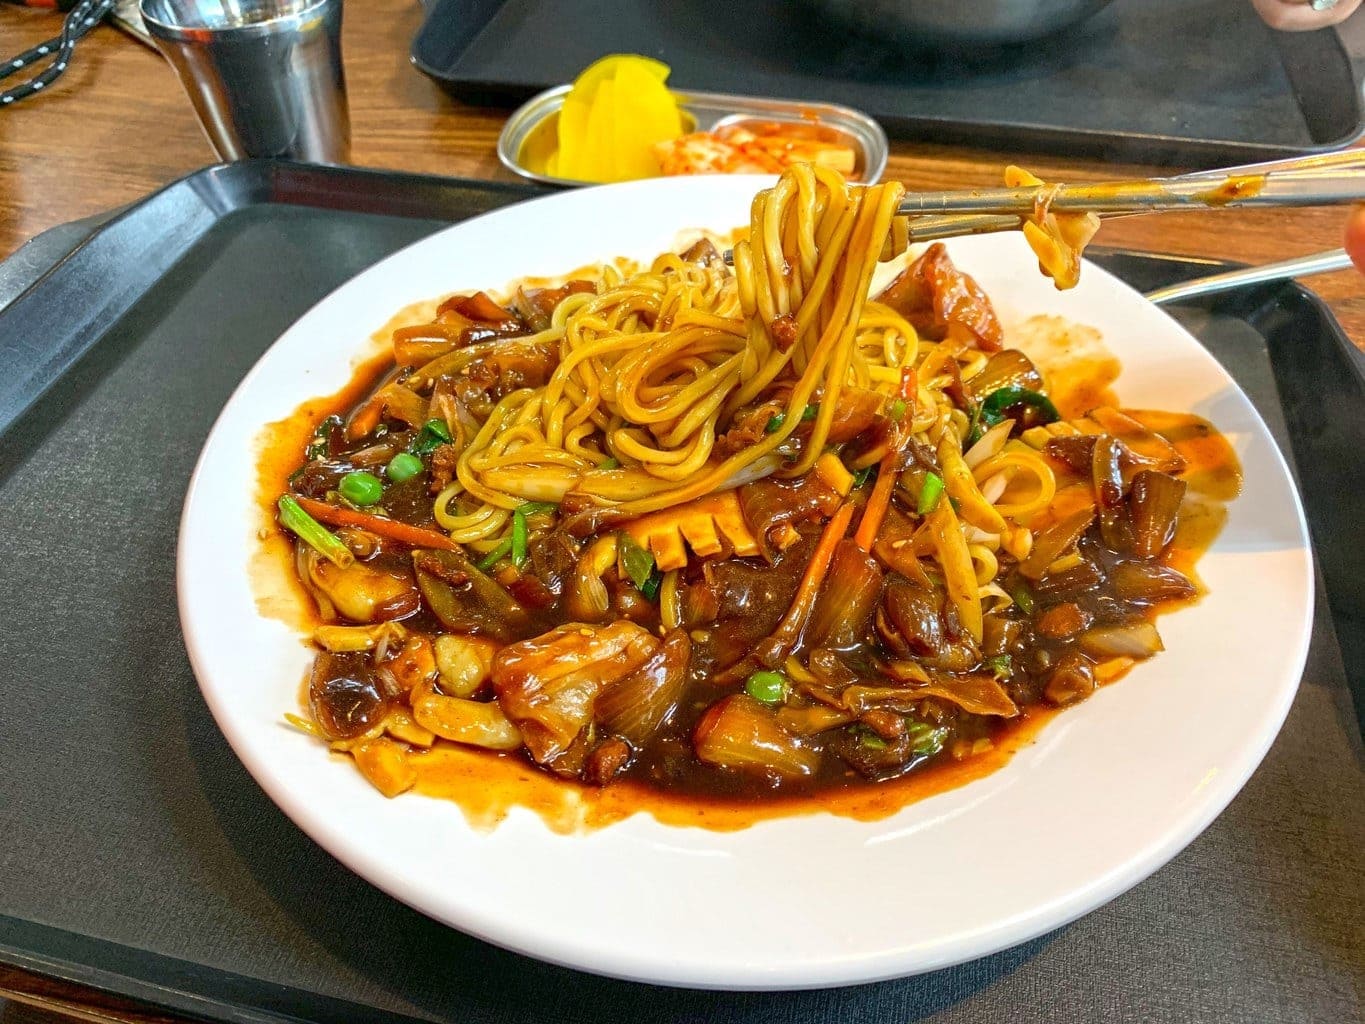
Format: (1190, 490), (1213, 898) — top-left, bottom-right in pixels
(256, 166), (1240, 831)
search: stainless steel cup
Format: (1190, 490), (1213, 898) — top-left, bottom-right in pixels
(139, 0), (350, 163)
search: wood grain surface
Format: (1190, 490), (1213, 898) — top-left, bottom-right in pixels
(0, 1), (1359, 1021)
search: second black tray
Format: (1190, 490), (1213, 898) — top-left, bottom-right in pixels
(0, 163), (1361, 1024)
(412, 0), (1364, 164)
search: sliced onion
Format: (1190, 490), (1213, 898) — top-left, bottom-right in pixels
(1129, 470), (1186, 558)
(413, 548), (529, 641)
(1019, 505), (1095, 580)
(596, 630), (692, 746)
(964, 420), (1015, 469)
(717, 453), (786, 491)
(433, 634), (500, 698)
(492, 621), (657, 762)
(847, 674), (1018, 718)
(806, 540), (883, 651)
(1078, 622), (1164, 659)
(410, 682), (523, 750)
(1111, 562), (1196, 604)
(967, 347), (1045, 397)
(693, 694), (819, 778)
(776, 704), (856, 736)
(1091, 435), (1125, 508)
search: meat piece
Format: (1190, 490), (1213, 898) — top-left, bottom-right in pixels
(1035, 602), (1092, 640)
(1044, 651), (1096, 706)
(436, 291), (523, 332)
(428, 443), (461, 494)
(859, 709), (906, 742)
(583, 738), (632, 785)
(717, 398), (785, 456)
(875, 243), (1003, 351)
(680, 237), (722, 266)
(447, 340), (558, 420)
(513, 280), (596, 332)
(769, 314), (800, 351)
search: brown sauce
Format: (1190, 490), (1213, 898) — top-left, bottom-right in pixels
(404, 705), (1059, 833)
(1197, 174), (1265, 207)
(252, 314), (1242, 833)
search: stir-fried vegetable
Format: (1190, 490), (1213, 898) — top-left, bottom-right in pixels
(386, 452), (423, 483)
(916, 472), (945, 515)
(275, 200), (1236, 807)
(293, 495), (460, 552)
(744, 670), (789, 704)
(278, 496), (354, 567)
(339, 471), (383, 506)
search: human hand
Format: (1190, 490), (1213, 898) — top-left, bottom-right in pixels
(1342, 206), (1365, 273)
(1249, 0), (1361, 31)
(1249, 1), (1365, 271)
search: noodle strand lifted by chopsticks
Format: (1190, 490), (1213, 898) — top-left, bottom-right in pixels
(437, 164), (911, 527)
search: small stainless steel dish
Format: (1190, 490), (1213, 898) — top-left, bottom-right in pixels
(497, 85), (889, 188)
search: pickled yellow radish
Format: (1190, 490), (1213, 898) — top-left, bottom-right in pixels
(552, 54), (684, 182)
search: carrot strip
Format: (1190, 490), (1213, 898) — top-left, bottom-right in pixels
(761, 502), (855, 657)
(293, 496), (461, 552)
(853, 371), (917, 552)
(853, 453), (897, 553)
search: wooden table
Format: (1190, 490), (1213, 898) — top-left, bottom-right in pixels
(0, 2), (1359, 1021)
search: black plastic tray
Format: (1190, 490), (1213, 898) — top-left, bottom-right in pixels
(411, 0), (1364, 165)
(0, 162), (1361, 1024)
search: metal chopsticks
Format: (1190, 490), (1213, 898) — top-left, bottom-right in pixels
(898, 150), (1365, 219)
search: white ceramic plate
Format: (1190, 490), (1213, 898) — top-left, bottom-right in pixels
(178, 175), (1312, 990)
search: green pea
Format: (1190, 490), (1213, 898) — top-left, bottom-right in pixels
(338, 471), (383, 506)
(744, 670), (788, 705)
(386, 452), (423, 483)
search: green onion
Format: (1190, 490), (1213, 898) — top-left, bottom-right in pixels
(511, 509), (529, 568)
(305, 415), (341, 460)
(517, 501), (557, 517)
(744, 670), (788, 704)
(1009, 582), (1036, 615)
(887, 398), (907, 422)
(905, 720), (949, 756)
(917, 471), (945, 515)
(986, 654), (1012, 678)
(978, 386), (1060, 431)
(851, 464), (877, 488)
(768, 404), (818, 434)
(277, 496), (353, 567)
(860, 731), (888, 750)
(476, 537), (513, 571)
(618, 533), (655, 590)
(409, 418), (452, 456)
(640, 570), (663, 601)
(598, 457), (620, 470)
(338, 471), (383, 506)
(385, 452), (423, 483)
